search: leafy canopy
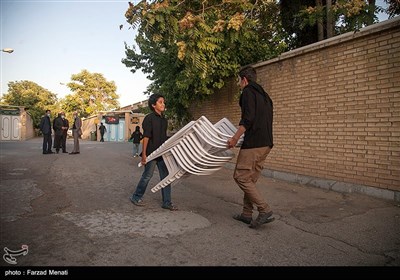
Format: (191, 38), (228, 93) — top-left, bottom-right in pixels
(297, 0), (399, 38)
(122, 0), (393, 121)
(61, 70), (119, 118)
(1, 80), (58, 128)
(122, 0), (286, 122)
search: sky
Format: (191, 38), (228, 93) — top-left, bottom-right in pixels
(0, 0), (391, 108)
(0, 0), (149, 107)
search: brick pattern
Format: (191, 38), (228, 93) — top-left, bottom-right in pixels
(189, 19), (400, 192)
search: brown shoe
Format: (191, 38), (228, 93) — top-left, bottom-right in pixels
(249, 211), (274, 229)
(233, 214), (252, 224)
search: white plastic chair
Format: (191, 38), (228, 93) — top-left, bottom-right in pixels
(214, 118), (243, 146)
(170, 145), (221, 175)
(180, 136), (231, 167)
(138, 116), (242, 193)
(139, 120), (199, 167)
(150, 152), (186, 193)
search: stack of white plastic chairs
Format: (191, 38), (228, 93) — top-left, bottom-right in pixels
(138, 116), (243, 193)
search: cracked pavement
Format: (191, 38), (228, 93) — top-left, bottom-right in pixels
(0, 138), (399, 267)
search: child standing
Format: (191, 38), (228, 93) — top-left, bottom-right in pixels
(130, 94), (177, 211)
(130, 126), (143, 157)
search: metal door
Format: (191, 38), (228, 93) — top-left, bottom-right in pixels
(102, 118), (125, 142)
(0, 115), (20, 140)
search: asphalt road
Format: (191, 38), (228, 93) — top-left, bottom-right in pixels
(0, 138), (399, 271)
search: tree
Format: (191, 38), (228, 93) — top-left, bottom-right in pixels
(280, 0), (319, 48)
(122, 0), (286, 122)
(384, 0), (400, 18)
(298, 0), (382, 42)
(1, 80), (58, 127)
(61, 70), (119, 118)
(122, 0), (393, 121)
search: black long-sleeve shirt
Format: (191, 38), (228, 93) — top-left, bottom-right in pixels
(239, 81), (273, 149)
(130, 130), (143, 144)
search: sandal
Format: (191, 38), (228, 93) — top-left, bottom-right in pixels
(162, 204), (178, 211)
(233, 214), (252, 224)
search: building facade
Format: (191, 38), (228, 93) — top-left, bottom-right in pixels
(0, 105), (34, 141)
(81, 101), (147, 142)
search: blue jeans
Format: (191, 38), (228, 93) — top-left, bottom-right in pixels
(131, 158), (172, 208)
(133, 143), (140, 155)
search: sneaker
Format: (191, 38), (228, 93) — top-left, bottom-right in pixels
(249, 211), (274, 229)
(233, 214), (252, 224)
(130, 197), (145, 207)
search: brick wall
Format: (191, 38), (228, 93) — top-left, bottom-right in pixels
(190, 17), (400, 193)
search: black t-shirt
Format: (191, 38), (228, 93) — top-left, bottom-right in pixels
(142, 112), (168, 157)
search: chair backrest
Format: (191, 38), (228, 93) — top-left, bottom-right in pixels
(214, 118), (243, 146)
(180, 137), (232, 167)
(170, 146), (221, 175)
(138, 120), (198, 167)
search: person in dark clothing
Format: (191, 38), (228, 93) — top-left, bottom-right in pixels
(227, 66), (274, 229)
(130, 94), (177, 211)
(129, 126), (143, 157)
(39, 109), (54, 154)
(61, 112), (69, 153)
(99, 122), (107, 142)
(53, 112), (64, 153)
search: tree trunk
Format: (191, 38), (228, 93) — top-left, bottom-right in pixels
(366, 0), (376, 25)
(326, 0), (334, 38)
(317, 0), (324, 41)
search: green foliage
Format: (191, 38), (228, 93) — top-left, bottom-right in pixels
(60, 70), (120, 118)
(1, 80), (58, 127)
(122, 0), (390, 122)
(122, 0), (285, 122)
(385, 0), (400, 18)
(297, 0), (382, 38)
(280, 0), (319, 48)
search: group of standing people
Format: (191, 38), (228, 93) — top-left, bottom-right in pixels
(39, 110), (82, 155)
(129, 66), (274, 229)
